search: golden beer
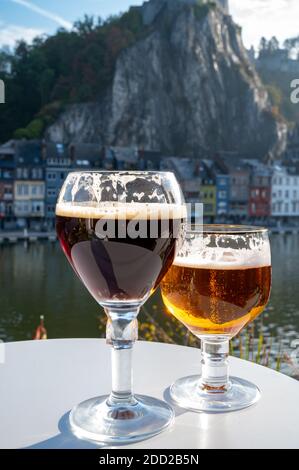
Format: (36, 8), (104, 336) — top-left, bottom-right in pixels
(161, 260), (271, 337)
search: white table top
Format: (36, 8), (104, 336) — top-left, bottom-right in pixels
(0, 339), (298, 449)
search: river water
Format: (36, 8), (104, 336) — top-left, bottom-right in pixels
(0, 235), (298, 376)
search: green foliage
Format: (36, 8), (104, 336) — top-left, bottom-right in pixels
(14, 118), (44, 139)
(259, 36), (280, 58)
(0, 8), (146, 144)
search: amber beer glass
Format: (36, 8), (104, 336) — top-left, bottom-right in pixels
(161, 225), (272, 412)
(56, 171), (185, 443)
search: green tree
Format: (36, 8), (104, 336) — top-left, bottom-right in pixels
(0, 9), (146, 144)
(268, 36), (279, 52)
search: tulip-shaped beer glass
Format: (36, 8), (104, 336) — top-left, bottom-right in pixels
(56, 171), (185, 443)
(161, 225), (271, 412)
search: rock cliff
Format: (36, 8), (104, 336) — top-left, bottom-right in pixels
(46, 1), (287, 158)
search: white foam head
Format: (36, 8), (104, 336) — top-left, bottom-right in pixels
(174, 245), (271, 270)
(56, 202), (187, 220)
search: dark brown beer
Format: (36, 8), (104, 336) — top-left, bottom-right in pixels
(161, 260), (271, 337)
(56, 203), (184, 305)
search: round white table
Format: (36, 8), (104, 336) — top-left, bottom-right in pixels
(0, 339), (298, 449)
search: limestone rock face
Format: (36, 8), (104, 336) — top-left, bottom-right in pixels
(46, 2), (287, 158)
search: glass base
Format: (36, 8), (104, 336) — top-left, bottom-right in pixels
(170, 375), (261, 413)
(69, 394), (174, 444)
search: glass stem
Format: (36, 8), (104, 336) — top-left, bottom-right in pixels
(106, 308), (139, 406)
(200, 338), (230, 393)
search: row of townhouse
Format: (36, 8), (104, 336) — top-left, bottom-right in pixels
(0, 140), (162, 230)
(1, 138), (299, 228)
(162, 155), (299, 222)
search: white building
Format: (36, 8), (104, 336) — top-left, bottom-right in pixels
(271, 167), (299, 218)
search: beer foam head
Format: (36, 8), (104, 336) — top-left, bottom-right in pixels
(174, 245), (271, 269)
(56, 202), (187, 220)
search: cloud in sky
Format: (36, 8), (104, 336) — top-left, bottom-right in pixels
(0, 23), (44, 48)
(230, 0), (299, 49)
(10, 0), (72, 30)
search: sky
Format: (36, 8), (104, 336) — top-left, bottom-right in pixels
(0, 0), (298, 50)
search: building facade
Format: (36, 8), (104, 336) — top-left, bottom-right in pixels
(229, 165), (250, 218)
(249, 165), (272, 219)
(45, 143), (72, 226)
(13, 141), (45, 229)
(271, 167), (299, 219)
(45, 143), (102, 227)
(0, 141), (15, 228)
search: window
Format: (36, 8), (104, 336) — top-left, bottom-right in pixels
(16, 201), (29, 213)
(285, 203), (289, 213)
(16, 168), (22, 178)
(278, 190), (282, 198)
(23, 168), (29, 179)
(47, 189), (56, 198)
(32, 168), (42, 179)
(32, 186), (37, 196)
(218, 190), (226, 199)
(56, 144), (64, 156)
(17, 185), (24, 196)
(17, 184), (29, 196)
(285, 190), (289, 198)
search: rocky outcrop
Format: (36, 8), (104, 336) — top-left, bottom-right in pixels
(46, 1), (287, 158)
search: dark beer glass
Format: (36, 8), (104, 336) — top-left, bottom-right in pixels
(56, 171), (185, 443)
(161, 225), (272, 412)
